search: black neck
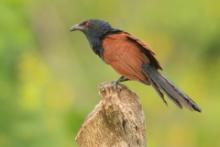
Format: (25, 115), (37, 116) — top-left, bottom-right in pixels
(85, 29), (122, 57)
(86, 34), (103, 57)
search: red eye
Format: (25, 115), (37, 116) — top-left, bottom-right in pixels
(80, 21), (89, 26)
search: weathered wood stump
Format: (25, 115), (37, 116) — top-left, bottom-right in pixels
(75, 82), (146, 147)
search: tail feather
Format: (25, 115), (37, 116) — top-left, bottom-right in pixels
(142, 64), (201, 112)
(150, 77), (168, 105)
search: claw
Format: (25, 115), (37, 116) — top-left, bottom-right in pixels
(111, 80), (119, 90)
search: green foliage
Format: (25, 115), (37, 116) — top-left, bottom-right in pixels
(0, 0), (220, 146)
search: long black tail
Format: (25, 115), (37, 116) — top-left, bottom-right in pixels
(142, 64), (201, 112)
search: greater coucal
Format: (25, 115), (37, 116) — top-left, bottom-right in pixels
(70, 19), (201, 112)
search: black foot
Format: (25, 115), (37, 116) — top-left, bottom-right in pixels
(109, 81), (118, 90)
(111, 76), (129, 90)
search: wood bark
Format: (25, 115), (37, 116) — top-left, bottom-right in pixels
(75, 82), (146, 147)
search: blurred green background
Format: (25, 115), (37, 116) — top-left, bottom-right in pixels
(0, 0), (220, 146)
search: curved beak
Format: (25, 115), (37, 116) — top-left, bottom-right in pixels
(70, 24), (84, 32)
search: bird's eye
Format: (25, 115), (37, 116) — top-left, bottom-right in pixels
(80, 21), (89, 27)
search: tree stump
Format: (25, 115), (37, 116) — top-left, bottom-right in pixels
(75, 82), (146, 147)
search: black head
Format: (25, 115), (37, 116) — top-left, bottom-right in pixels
(70, 19), (120, 56)
(70, 19), (113, 38)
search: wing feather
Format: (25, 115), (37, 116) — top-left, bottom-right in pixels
(123, 32), (162, 70)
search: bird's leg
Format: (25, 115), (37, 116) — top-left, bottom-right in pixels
(116, 76), (129, 83)
(112, 76), (129, 89)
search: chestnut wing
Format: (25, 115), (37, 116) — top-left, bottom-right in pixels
(125, 32), (162, 70)
(102, 33), (150, 82)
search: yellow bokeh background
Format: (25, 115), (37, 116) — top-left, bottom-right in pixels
(0, 0), (220, 146)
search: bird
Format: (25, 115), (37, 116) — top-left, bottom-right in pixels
(70, 19), (201, 112)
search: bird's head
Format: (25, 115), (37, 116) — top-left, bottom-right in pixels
(70, 19), (113, 38)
